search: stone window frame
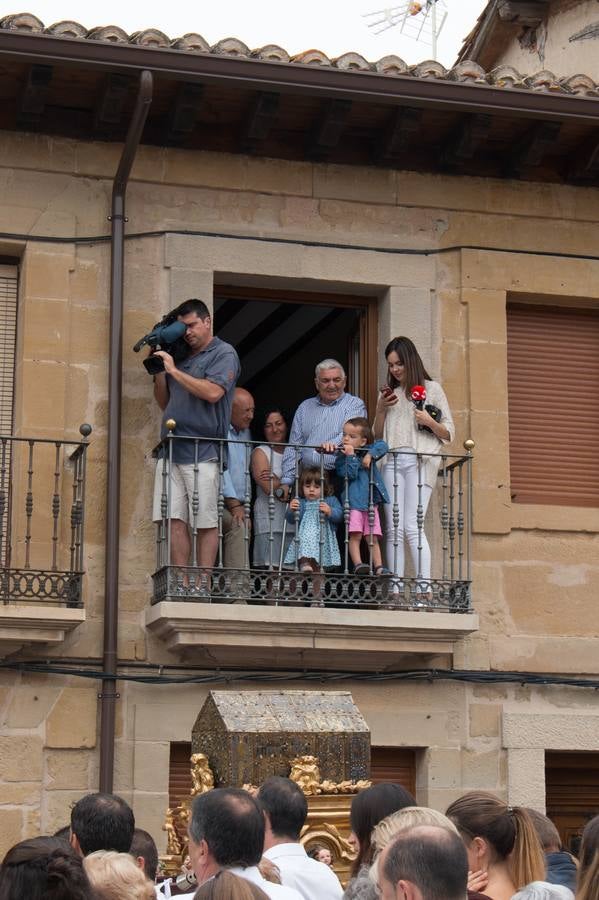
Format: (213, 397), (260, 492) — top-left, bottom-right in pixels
(503, 711), (599, 811)
(461, 248), (599, 535)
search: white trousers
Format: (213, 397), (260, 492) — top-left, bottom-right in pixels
(383, 454), (433, 582)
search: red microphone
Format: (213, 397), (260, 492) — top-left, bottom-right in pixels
(411, 385), (426, 409)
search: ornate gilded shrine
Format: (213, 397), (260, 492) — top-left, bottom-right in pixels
(192, 690), (370, 786)
(163, 690), (371, 883)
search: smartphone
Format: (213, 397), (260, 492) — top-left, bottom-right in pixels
(380, 384), (393, 398)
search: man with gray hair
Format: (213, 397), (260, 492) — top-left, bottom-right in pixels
(378, 825), (468, 900)
(280, 359), (366, 489)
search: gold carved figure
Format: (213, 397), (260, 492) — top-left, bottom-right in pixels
(289, 755), (322, 796)
(163, 808), (182, 857)
(190, 752), (215, 796)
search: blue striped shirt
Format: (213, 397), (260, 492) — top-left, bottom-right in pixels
(281, 392), (367, 484)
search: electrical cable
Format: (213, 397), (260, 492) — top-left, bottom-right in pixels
(0, 659), (597, 690)
(1, 227), (599, 263)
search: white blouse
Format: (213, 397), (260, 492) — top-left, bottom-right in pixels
(381, 379), (455, 488)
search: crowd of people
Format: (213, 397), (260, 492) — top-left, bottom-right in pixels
(152, 299), (455, 597)
(1, 784), (597, 900)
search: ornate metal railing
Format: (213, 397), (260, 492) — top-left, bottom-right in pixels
(151, 426), (474, 612)
(0, 425), (91, 607)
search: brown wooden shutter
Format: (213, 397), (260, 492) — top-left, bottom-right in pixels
(370, 747), (416, 798)
(507, 303), (599, 507)
(169, 742), (192, 810)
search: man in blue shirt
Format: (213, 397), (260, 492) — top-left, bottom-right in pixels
(221, 387), (255, 572)
(280, 359), (367, 493)
(152, 298), (240, 571)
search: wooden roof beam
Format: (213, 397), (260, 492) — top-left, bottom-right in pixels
(440, 113), (492, 168)
(497, 1), (549, 26)
(505, 120), (561, 177)
(94, 73), (130, 131)
(166, 82), (204, 145)
(241, 91), (279, 153)
(376, 106), (422, 163)
(308, 98), (352, 160)
(18, 63), (52, 126)
(568, 132), (599, 182)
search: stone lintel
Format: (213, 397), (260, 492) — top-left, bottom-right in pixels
(0, 606), (86, 658)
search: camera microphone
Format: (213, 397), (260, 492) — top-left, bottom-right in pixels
(133, 320), (186, 353)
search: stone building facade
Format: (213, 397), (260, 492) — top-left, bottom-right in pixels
(0, 13), (598, 857)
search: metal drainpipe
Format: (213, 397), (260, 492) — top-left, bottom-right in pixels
(99, 69), (153, 793)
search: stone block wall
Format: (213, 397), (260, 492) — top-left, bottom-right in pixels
(0, 130), (598, 856)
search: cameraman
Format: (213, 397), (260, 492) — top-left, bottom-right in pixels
(152, 298), (240, 570)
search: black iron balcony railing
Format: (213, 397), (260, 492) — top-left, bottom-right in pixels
(0, 425), (91, 607)
(152, 429), (473, 612)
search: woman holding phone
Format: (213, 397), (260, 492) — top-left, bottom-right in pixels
(373, 336), (454, 600)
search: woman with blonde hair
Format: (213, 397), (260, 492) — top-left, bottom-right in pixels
(577, 814), (599, 900)
(446, 792), (546, 900)
(83, 850), (155, 900)
(194, 870), (270, 899)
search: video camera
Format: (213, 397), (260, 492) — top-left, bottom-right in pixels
(133, 313), (188, 376)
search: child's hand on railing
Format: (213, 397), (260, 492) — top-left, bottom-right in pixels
(361, 452), (372, 469)
(319, 501), (332, 517)
(290, 498), (300, 511)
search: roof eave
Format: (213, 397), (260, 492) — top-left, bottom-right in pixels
(1, 29), (599, 125)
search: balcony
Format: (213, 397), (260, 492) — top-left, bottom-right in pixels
(0, 427), (90, 657)
(146, 433), (478, 670)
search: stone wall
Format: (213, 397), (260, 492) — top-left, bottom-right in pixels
(0, 130), (598, 854)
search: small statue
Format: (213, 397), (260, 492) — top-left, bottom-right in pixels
(289, 755), (322, 796)
(190, 752), (215, 796)
(163, 808), (182, 856)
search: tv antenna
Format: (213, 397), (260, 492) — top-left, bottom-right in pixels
(363, 0), (449, 61)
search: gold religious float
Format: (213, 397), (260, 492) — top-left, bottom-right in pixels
(161, 690), (371, 885)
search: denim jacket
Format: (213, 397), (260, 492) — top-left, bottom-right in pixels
(334, 440), (390, 510)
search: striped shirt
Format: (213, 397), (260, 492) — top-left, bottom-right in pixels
(281, 391), (367, 484)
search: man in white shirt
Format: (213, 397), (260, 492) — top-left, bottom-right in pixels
(259, 776), (343, 900)
(179, 787), (303, 900)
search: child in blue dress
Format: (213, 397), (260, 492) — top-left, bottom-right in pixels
(335, 416), (390, 575)
(284, 466), (343, 573)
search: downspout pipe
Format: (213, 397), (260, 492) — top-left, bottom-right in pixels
(99, 69), (153, 793)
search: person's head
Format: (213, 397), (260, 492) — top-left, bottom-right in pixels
(83, 850), (155, 900)
(446, 791), (545, 891)
(578, 814), (599, 900)
(70, 792), (135, 857)
(0, 836), (92, 900)
(342, 418), (372, 452)
(257, 776), (308, 847)
(193, 870), (270, 900)
(511, 882), (574, 900)
(231, 388), (255, 432)
(307, 845), (333, 866)
(525, 809), (562, 853)
(174, 298), (213, 354)
(260, 408), (289, 446)
(384, 337), (431, 398)
(379, 825), (468, 900)
(188, 788), (265, 886)
(370, 806), (459, 886)
(297, 466), (334, 500)
(315, 359), (346, 404)
(129, 828), (159, 882)
(349, 782), (415, 876)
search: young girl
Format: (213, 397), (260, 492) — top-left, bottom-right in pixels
(335, 417), (390, 575)
(284, 467), (342, 572)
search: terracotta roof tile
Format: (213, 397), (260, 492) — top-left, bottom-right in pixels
(1, 11), (598, 98)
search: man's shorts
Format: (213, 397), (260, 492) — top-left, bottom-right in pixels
(348, 508), (383, 536)
(152, 460), (219, 529)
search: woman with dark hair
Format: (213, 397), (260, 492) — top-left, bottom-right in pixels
(446, 791), (546, 900)
(343, 782), (415, 900)
(251, 408), (294, 568)
(578, 814), (599, 900)
(373, 336), (454, 599)
(0, 835), (93, 900)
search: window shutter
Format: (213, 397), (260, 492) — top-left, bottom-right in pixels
(507, 303), (599, 507)
(0, 264), (17, 434)
(169, 742), (193, 810)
